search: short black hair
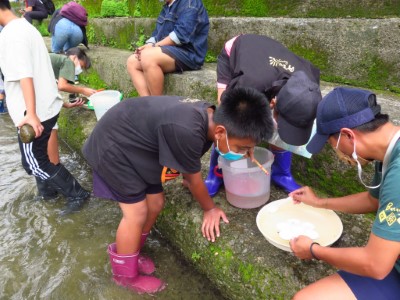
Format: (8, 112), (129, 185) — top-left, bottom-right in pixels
(65, 47), (91, 69)
(0, 0), (11, 10)
(354, 113), (389, 132)
(214, 87), (274, 143)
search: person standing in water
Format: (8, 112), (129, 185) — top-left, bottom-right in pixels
(82, 87), (274, 293)
(0, 0), (90, 214)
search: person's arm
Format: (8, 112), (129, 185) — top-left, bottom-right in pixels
(57, 77), (96, 97)
(217, 88), (226, 105)
(290, 233), (400, 279)
(216, 40), (235, 105)
(154, 36), (175, 47)
(170, 6), (202, 46)
(290, 186), (379, 214)
(183, 172), (229, 242)
(18, 77), (43, 137)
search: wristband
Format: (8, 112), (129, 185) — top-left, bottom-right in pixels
(310, 242), (320, 260)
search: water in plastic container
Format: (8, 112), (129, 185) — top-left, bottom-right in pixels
(218, 147), (274, 209)
(89, 90), (121, 120)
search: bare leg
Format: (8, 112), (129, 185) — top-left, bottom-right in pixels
(48, 129), (60, 165)
(142, 192), (165, 233)
(292, 273), (356, 300)
(127, 54), (151, 96)
(140, 48), (176, 96)
(116, 201), (148, 254)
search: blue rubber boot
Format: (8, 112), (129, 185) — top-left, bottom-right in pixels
(0, 99), (7, 114)
(204, 146), (223, 197)
(271, 150), (301, 193)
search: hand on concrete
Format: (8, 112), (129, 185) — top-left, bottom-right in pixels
(202, 207), (229, 242)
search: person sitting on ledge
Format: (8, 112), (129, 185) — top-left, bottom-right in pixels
(82, 87), (274, 294)
(127, 0), (209, 96)
(290, 87), (400, 300)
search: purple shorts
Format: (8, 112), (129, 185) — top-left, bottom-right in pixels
(92, 171), (163, 204)
(338, 268), (400, 300)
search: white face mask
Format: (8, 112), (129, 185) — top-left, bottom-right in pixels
(75, 65), (83, 76)
(335, 133), (379, 189)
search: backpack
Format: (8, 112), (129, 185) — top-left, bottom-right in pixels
(40, 0), (55, 16)
(60, 2), (88, 27)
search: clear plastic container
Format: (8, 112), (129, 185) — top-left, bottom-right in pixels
(89, 90), (121, 120)
(218, 147), (274, 209)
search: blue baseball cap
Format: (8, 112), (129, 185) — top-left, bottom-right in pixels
(306, 87), (381, 154)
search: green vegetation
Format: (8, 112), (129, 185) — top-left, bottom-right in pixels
(33, 20), (50, 36)
(43, 0), (400, 18)
(78, 68), (108, 90)
(132, 28), (148, 49)
(57, 112), (87, 152)
(133, 1), (141, 17)
(100, 0), (129, 17)
(204, 52), (218, 63)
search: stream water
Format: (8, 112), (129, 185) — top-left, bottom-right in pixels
(0, 113), (224, 300)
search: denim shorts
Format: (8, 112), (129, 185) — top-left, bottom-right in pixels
(92, 170), (163, 204)
(161, 46), (198, 72)
(338, 268), (400, 300)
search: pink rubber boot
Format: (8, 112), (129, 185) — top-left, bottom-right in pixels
(138, 233), (155, 275)
(108, 243), (165, 294)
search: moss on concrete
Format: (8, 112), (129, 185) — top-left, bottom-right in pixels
(78, 68), (108, 90)
(70, 0), (400, 18)
(291, 146), (369, 197)
(57, 109), (88, 152)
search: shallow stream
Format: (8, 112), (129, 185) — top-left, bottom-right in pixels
(0, 113), (224, 300)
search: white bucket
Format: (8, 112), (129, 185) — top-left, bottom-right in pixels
(218, 147), (274, 209)
(89, 90), (121, 120)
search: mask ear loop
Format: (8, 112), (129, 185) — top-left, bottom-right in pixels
(351, 141), (381, 189)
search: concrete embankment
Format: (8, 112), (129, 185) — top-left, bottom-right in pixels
(44, 24), (400, 298)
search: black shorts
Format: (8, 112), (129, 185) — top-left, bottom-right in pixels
(92, 170), (163, 204)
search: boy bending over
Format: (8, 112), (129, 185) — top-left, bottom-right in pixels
(82, 87), (274, 294)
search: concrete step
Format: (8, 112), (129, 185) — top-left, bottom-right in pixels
(88, 16), (400, 92)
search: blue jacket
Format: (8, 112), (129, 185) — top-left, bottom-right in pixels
(147, 0), (209, 68)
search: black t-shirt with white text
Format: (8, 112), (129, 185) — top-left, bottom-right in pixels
(83, 96), (213, 195)
(217, 34), (320, 93)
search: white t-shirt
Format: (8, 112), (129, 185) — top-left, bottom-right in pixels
(0, 18), (62, 126)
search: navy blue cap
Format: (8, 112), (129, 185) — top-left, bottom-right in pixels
(276, 71), (322, 146)
(306, 87), (381, 154)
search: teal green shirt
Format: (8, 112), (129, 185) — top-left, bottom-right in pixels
(369, 140), (400, 273)
(49, 53), (75, 83)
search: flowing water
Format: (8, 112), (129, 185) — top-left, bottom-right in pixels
(0, 113), (224, 300)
